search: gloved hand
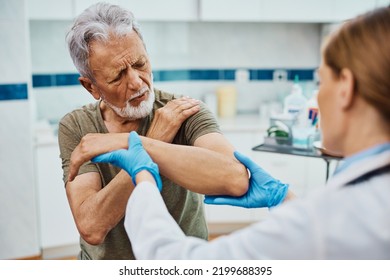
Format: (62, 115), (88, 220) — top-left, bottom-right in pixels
(92, 131), (162, 191)
(204, 151), (288, 208)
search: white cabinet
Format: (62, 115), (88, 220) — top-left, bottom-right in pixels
(251, 152), (326, 197)
(118, 0), (198, 21)
(260, 0), (333, 23)
(200, 0), (262, 22)
(200, 0), (378, 23)
(28, 0), (379, 22)
(35, 143), (79, 250)
(27, 0), (73, 20)
(28, 0), (199, 21)
(331, 0), (377, 22)
(200, 0), (332, 22)
(74, 0), (119, 16)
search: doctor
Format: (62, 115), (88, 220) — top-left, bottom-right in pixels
(92, 6), (390, 259)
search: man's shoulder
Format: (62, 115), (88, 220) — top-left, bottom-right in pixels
(153, 88), (176, 103)
(59, 101), (99, 126)
(154, 87), (194, 102)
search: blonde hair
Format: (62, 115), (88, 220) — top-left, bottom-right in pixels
(323, 7), (390, 121)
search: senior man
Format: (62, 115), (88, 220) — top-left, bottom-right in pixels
(59, 2), (248, 260)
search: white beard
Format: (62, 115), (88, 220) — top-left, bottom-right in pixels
(103, 86), (155, 121)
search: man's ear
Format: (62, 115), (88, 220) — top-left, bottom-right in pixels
(79, 77), (100, 100)
(338, 68), (355, 110)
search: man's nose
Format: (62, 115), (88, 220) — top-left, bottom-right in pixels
(125, 68), (143, 90)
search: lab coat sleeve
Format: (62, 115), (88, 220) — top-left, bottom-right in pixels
(125, 181), (209, 259)
(125, 181), (321, 259)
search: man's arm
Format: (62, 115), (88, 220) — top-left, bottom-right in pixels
(142, 132), (248, 196)
(68, 132), (249, 196)
(65, 170), (134, 245)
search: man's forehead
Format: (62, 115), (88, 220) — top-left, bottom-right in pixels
(89, 34), (145, 73)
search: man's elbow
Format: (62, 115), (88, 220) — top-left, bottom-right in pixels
(78, 223), (107, 246)
(225, 166), (249, 196)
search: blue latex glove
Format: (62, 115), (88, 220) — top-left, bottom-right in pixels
(92, 131), (162, 191)
(204, 151), (288, 208)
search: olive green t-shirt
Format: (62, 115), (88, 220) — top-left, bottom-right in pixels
(58, 88), (221, 259)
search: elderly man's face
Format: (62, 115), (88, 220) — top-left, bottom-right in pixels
(87, 31), (154, 120)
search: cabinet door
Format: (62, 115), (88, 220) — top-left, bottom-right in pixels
(331, 0), (376, 22)
(200, 0), (262, 22)
(35, 145), (79, 248)
(252, 152), (331, 197)
(201, 0), (376, 23)
(252, 152), (308, 196)
(74, 0), (119, 16)
(260, 0), (332, 22)
(27, 0), (73, 20)
(118, 0), (198, 21)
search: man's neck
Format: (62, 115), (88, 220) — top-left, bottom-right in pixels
(100, 101), (141, 133)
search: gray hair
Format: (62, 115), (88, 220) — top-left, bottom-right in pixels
(66, 2), (145, 80)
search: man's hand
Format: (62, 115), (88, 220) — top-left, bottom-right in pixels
(68, 133), (128, 182)
(92, 131), (162, 191)
(204, 151), (289, 208)
(147, 96), (200, 142)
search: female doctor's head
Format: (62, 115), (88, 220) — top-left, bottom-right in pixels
(317, 6), (390, 157)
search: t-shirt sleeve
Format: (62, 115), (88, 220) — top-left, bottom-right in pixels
(181, 101), (221, 146)
(58, 113), (99, 186)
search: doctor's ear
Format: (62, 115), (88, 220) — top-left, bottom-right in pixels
(338, 68), (356, 110)
(79, 77), (101, 100)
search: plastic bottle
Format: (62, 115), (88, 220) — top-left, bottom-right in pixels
(217, 85), (237, 118)
(283, 75), (307, 125)
(305, 89), (321, 146)
(306, 89), (319, 127)
(283, 76), (311, 149)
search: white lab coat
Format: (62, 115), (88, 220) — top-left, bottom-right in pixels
(125, 150), (390, 259)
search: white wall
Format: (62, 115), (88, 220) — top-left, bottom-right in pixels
(30, 20), (320, 121)
(0, 0), (40, 259)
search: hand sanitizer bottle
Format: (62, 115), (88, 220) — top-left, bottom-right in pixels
(283, 75), (307, 124)
(283, 76), (310, 149)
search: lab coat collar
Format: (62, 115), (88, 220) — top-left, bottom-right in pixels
(326, 149), (390, 189)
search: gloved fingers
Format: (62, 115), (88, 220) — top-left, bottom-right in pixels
(129, 131), (142, 150)
(91, 149), (123, 164)
(204, 195), (241, 206)
(234, 151), (260, 171)
(268, 183), (289, 207)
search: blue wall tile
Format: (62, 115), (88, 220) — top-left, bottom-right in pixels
(254, 69), (274, 80)
(32, 68), (316, 87)
(55, 74), (80, 86)
(0, 83), (28, 101)
(190, 70), (220, 80)
(222, 69), (236, 80)
(158, 70), (190, 81)
(33, 73), (80, 87)
(32, 74), (53, 87)
(288, 69), (314, 81)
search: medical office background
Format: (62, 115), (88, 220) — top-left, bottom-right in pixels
(1, 0), (388, 260)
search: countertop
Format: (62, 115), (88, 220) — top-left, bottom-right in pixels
(217, 114), (268, 132)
